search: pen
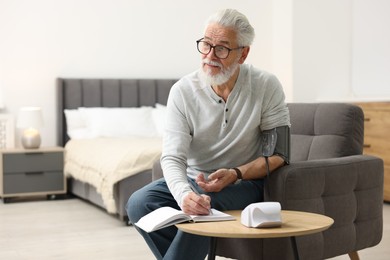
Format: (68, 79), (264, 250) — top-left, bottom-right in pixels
(188, 181), (213, 215)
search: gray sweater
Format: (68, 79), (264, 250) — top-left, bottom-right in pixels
(161, 64), (290, 207)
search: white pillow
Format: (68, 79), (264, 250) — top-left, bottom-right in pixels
(152, 104), (167, 136)
(64, 109), (85, 129)
(64, 109), (93, 139)
(66, 128), (95, 139)
(79, 107), (158, 138)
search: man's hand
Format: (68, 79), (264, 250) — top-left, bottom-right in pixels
(196, 169), (237, 192)
(182, 192), (211, 215)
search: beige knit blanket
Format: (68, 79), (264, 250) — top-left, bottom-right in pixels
(64, 137), (162, 214)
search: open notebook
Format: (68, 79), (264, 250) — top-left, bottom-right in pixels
(135, 206), (235, 233)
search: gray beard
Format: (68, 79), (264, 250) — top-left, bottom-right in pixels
(199, 61), (240, 86)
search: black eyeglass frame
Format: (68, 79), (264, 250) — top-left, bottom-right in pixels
(196, 38), (244, 59)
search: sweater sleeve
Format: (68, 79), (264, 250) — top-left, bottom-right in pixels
(260, 74), (290, 130)
(160, 83), (193, 208)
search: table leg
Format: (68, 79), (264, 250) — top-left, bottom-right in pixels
(207, 237), (217, 260)
(291, 236), (300, 260)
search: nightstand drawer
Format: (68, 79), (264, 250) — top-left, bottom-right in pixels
(3, 171), (64, 194)
(3, 152), (63, 173)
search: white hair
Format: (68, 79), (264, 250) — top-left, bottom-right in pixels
(205, 9), (255, 46)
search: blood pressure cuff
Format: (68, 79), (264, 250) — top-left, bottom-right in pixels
(274, 126), (291, 164)
(260, 126), (291, 164)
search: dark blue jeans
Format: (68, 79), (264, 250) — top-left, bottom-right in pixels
(126, 177), (264, 260)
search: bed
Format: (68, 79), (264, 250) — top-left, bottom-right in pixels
(57, 78), (176, 222)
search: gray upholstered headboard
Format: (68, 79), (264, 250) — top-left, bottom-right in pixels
(57, 78), (177, 146)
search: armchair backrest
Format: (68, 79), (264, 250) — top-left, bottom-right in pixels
(288, 103), (364, 162)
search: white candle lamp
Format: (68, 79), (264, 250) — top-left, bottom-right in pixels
(17, 107), (44, 149)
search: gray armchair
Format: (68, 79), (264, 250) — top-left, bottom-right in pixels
(152, 103), (384, 260)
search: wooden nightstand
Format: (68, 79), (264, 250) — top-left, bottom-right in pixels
(0, 147), (65, 202)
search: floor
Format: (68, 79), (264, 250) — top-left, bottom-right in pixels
(0, 196), (388, 260)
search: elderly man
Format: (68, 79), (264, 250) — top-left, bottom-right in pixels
(127, 9), (290, 260)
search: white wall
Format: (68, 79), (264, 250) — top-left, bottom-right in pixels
(291, 0), (390, 102)
(352, 0), (390, 98)
(272, 0), (293, 101)
(292, 0), (353, 102)
(1, 0), (390, 147)
(0, 0), (275, 147)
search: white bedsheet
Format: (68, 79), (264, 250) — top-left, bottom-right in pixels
(64, 137), (162, 214)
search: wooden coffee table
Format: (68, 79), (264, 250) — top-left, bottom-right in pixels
(176, 210), (334, 260)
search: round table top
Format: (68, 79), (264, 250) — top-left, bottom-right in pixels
(176, 210), (334, 239)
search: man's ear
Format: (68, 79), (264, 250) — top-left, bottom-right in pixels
(239, 46), (250, 64)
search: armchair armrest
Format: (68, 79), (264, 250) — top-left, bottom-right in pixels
(268, 155), (383, 211)
(267, 154), (384, 257)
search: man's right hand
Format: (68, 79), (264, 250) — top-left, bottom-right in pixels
(181, 192), (211, 215)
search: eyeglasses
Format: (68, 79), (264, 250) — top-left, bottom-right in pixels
(196, 38), (244, 59)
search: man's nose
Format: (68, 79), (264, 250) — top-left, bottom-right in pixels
(206, 47), (218, 59)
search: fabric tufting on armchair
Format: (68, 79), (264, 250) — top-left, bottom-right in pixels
(152, 103), (384, 260)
